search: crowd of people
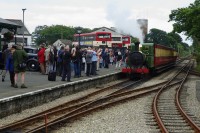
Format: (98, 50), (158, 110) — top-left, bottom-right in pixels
(37, 44), (130, 82)
(1, 43), (129, 88)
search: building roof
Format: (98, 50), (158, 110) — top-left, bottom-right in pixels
(4, 19), (31, 35)
(6, 19), (31, 35)
(92, 27), (116, 33)
(0, 18), (22, 29)
(59, 39), (72, 45)
(92, 27), (128, 36)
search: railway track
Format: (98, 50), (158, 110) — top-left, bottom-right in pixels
(152, 60), (200, 133)
(189, 70), (200, 77)
(1, 59), (199, 133)
(28, 80), (182, 133)
(0, 78), (146, 132)
(0, 74), (183, 133)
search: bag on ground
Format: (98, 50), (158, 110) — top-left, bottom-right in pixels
(48, 70), (56, 81)
(48, 61), (56, 81)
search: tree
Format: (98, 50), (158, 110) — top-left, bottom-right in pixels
(130, 36), (139, 43)
(181, 42), (189, 50)
(167, 32), (183, 50)
(40, 25), (76, 44)
(167, 35), (177, 49)
(167, 32), (182, 43)
(32, 25), (94, 45)
(4, 32), (14, 42)
(169, 0), (200, 44)
(81, 27), (92, 33)
(144, 28), (171, 47)
(32, 25), (48, 45)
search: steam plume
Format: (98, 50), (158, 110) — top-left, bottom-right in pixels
(106, 0), (144, 43)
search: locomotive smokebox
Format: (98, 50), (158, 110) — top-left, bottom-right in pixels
(135, 41), (140, 52)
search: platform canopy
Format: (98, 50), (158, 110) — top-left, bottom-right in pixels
(0, 18), (22, 50)
(0, 18), (22, 29)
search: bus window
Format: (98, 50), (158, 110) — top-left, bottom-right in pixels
(97, 34), (110, 39)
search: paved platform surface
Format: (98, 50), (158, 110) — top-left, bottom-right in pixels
(0, 65), (121, 99)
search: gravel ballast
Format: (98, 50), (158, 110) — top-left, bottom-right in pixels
(53, 94), (155, 133)
(185, 76), (200, 118)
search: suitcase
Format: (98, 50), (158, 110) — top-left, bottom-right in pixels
(48, 62), (56, 81)
(48, 71), (56, 81)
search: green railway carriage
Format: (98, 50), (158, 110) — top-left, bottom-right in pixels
(123, 43), (178, 76)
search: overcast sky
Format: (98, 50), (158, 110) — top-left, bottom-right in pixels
(0, 0), (195, 43)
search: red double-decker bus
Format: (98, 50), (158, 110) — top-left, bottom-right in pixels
(73, 32), (112, 47)
(111, 35), (131, 48)
(122, 36), (131, 48)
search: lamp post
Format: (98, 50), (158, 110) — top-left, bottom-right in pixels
(22, 8), (26, 46)
(77, 27), (82, 48)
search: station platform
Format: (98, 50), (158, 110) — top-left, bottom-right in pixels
(0, 65), (122, 118)
(0, 65), (121, 99)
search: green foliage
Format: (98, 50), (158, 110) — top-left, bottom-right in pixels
(192, 36), (200, 51)
(181, 42), (189, 50)
(131, 36), (139, 43)
(193, 45), (200, 63)
(81, 28), (92, 33)
(32, 25), (48, 45)
(40, 25), (76, 45)
(177, 43), (191, 57)
(144, 28), (171, 47)
(4, 32), (14, 42)
(167, 35), (177, 49)
(32, 25), (94, 45)
(167, 32), (182, 43)
(144, 28), (190, 56)
(169, 0), (200, 42)
(169, 0), (200, 63)
(195, 64), (200, 72)
(194, 45), (200, 72)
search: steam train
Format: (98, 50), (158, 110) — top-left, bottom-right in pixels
(122, 42), (178, 78)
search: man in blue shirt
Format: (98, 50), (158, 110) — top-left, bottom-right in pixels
(91, 48), (98, 75)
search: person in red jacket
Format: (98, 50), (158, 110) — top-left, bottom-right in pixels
(38, 44), (46, 74)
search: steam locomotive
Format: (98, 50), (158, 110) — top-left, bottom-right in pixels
(122, 42), (178, 78)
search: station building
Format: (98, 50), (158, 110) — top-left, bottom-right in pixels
(0, 18), (31, 47)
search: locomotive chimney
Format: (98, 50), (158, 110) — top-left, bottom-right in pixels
(135, 41), (140, 51)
